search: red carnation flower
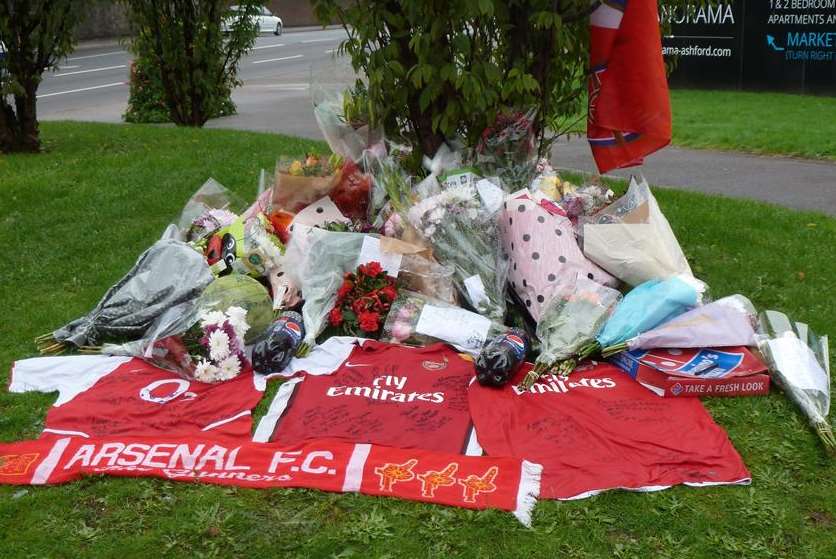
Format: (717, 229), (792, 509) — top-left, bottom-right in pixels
(357, 311), (381, 333)
(328, 307), (343, 327)
(380, 284), (397, 302)
(364, 261), (383, 277)
(337, 280), (354, 300)
(352, 298), (367, 315)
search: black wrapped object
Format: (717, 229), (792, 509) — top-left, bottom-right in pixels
(475, 328), (530, 387)
(252, 311), (306, 375)
(36, 239), (213, 353)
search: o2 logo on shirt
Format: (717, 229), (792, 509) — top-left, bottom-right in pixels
(139, 379), (198, 405)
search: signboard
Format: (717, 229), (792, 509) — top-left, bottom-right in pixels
(662, 1), (836, 93)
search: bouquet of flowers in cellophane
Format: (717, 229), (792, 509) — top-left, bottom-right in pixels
(545, 275), (705, 379)
(273, 153), (339, 213)
(382, 290), (507, 355)
(474, 108), (538, 192)
(406, 183), (509, 322)
(95, 275), (273, 383)
(756, 310), (834, 454)
(580, 176), (693, 287)
(35, 238), (214, 355)
(519, 273), (621, 390)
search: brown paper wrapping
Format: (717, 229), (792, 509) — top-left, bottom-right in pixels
(273, 171), (337, 213)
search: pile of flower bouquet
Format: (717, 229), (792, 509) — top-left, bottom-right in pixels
(34, 99), (833, 457)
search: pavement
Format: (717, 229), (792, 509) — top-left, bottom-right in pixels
(38, 27), (836, 216)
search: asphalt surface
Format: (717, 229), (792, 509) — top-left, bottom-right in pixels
(38, 26), (345, 131)
(38, 27), (836, 216)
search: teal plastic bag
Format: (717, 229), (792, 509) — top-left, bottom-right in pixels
(597, 276), (702, 349)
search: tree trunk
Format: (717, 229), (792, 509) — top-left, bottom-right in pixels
(388, 15), (444, 160)
(0, 86), (40, 153)
(18, 81), (41, 151)
(0, 101), (17, 153)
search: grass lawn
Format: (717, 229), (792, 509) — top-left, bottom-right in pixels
(1, 122), (835, 558)
(670, 89), (836, 160)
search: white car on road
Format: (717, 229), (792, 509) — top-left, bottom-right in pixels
(223, 5), (283, 35)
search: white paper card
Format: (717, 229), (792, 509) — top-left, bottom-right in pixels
(356, 236), (402, 278)
(464, 274), (490, 308)
(442, 171), (477, 189)
(415, 305), (491, 352)
(475, 179), (505, 213)
(292, 196), (349, 227)
(767, 337), (829, 395)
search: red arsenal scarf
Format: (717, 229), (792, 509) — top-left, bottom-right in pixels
(468, 363), (750, 500)
(588, 0), (672, 173)
(0, 436), (542, 525)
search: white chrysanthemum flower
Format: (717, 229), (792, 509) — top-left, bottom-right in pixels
(194, 359), (219, 383)
(225, 306), (250, 340)
(407, 206), (424, 227)
(200, 310), (226, 329)
(208, 329), (231, 361)
(218, 355), (241, 380)
(225, 306), (248, 323)
(230, 319), (250, 341)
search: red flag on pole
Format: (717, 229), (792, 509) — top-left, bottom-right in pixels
(588, 0), (672, 173)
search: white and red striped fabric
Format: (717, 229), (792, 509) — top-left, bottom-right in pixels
(0, 436), (542, 525)
(9, 356), (265, 440)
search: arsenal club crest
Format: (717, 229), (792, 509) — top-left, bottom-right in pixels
(422, 357), (448, 371)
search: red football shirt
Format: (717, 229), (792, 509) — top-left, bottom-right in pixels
(256, 341), (480, 455)
(10, 356), (264, 440)
(468, 362), (750, 499)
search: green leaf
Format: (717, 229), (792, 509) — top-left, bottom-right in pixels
(419, 87), (434, 112)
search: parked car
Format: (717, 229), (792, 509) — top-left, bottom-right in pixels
(223, 5), (283, 35)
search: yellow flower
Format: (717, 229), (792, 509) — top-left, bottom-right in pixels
(289, 160), (304, 176)
(539, 176), (561, 200)
(559, 179), (577, 196)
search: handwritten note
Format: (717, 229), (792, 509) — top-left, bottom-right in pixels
(415, 305), (491, 353)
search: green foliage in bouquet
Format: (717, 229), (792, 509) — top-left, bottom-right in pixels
(341, 81), (375, 130)
(312, 0), (696, 167)
(122, 0), (261, 127)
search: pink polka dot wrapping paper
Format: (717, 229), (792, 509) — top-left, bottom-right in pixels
(500, 195), (618, 323)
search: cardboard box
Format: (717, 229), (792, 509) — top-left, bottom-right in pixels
(610, 346), (770, 398)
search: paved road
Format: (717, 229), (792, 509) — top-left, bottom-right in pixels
(38, 26), (345, 129)
(39, 27), (836, 216)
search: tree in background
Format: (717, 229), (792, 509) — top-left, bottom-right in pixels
(0, 1), (83, 153)
(122, 0), (261, 126)
(312, 0), (693, 166)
